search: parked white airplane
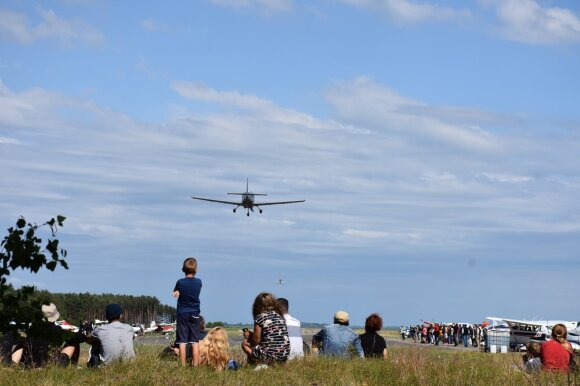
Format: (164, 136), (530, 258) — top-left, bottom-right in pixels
(144, 321), (159, 334)
(486, 316), (580, 350)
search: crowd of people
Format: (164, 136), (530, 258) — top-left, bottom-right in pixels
(0, 256), (576, 374)
(405, 323), (485, 348)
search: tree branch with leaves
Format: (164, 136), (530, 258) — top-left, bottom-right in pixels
(0, 216), (68, 336)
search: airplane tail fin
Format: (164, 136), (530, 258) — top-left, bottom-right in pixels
(227, 179), (267, 196)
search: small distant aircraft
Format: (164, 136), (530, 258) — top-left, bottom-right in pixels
(276, 279), (286, 285)
(192, 179), (305, 216)
(486, 316), (580, 350)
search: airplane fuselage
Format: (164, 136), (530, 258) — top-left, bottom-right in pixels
(241, 194), (255, 209)
(487, 317), (580, 349)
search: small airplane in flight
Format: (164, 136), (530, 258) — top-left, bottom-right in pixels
(191, 179), (305, 216)
(486, 316), (580, 350)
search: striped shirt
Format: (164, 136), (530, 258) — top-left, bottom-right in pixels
(252, 310), (290, 363)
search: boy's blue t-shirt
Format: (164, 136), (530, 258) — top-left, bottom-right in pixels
(174, 277), (202, 315)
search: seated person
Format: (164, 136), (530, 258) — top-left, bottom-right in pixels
(522, 341), (541, 372)
(241, 292), (290, 365)
(541, 323), (575, 372)
(312, 311), (363, 358)
(277, 298), (304, 359)
(359, 313), (387, 359)
(11, 303), (86, 368)
(87, 303), (135, 367)
(199, 326), (230, 371)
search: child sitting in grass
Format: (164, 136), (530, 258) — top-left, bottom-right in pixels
(241, 292), (290, 365)
(523, 342), (541, 372)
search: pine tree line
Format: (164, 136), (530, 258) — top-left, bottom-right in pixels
(38, 291), (176, 325)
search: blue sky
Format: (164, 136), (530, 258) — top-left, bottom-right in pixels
(1, 0), (580, 326)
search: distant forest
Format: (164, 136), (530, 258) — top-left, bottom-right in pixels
(38, 291), (176, 325)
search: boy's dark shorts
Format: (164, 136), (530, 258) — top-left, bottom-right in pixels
(175, 313), (200, 344)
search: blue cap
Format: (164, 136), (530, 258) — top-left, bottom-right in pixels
(106, 303), (123, 320)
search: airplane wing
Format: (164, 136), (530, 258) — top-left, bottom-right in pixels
(489, 317), (545, 327)
(255, 200), (305, 206)
(191, 197), (240, 206)
(506, 319), (546, 327)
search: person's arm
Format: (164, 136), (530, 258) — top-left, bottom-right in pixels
(383, 347), (388, 359)
(86, 328), (99, 344)
(353, 336), (364, 358)
(312, 329), (323, 349)
(172, 281), (180, 297)
(252, 323), (262, 346)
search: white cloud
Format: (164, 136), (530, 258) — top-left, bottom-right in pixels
(477, 172), (533, 184)
(337, 0), (471, 23)
(0, 6), (104, 46)
(324, 76), (498, 151)
(343, 228), (388, 238)
(172, 80), (274, 111)
(0, 7), (33, 43)
(209, 0), (293, 13)
(0, 136), (20, 145)
(171, 80), (365, 134)
(481, 0), (580, 44)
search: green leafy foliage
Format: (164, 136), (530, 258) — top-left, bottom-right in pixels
(0, 216), (68, 337)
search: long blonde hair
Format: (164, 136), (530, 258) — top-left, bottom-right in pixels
(199, 326), (230, 371)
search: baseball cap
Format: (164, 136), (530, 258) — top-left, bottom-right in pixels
(334, 311), (349, 324)
(106, 303), (123, 320)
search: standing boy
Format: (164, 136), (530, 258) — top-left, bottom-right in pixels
(172, 257), (202, 366)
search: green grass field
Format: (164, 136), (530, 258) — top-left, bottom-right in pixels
(1, 338), (577, 386)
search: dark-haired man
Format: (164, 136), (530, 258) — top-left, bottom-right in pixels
(88, 303), (135, 366)
(276, 298), (304, 359)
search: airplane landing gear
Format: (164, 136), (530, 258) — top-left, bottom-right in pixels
(233, 208), (236, 213)
(259, 209), (263, 213)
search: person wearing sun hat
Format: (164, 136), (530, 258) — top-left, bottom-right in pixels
(11, 303), (85, 367)
(87, 303), (135, 366)
(311, 310), (364, 358)
(41, 303), (60, 322)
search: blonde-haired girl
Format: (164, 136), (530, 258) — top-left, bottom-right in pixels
(199, 326), (230, 371)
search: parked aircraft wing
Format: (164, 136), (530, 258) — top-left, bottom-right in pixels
(486, 317), (571, 330)
(505, 319), (546, 327)
(255, 200), (305, 206)
(191, 197), (240, 205)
